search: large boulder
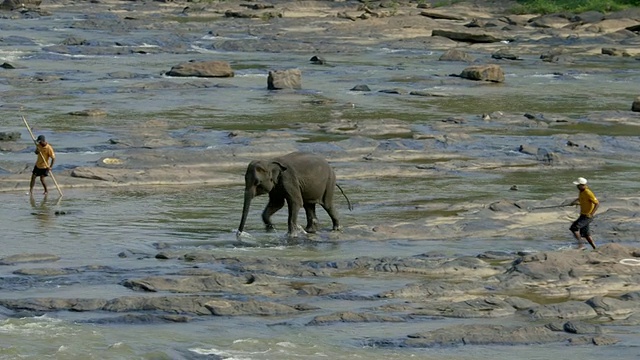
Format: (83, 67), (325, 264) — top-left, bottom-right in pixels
(459, 64), (505, 82)
(267, 69), (302, 90)
(165, 61), (234, 78)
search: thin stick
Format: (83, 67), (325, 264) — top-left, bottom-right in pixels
(528, 203), (574, 211)
(22, 115), (63, 197)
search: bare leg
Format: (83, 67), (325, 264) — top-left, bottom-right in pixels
(29, 174), (37, 194)
(572, 230), (584, 249)
(585, 235), (596, 249)
(40, 176), (48, 195)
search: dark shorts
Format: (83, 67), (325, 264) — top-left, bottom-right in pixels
(32, 166), (49, 177)
(570, 214), (593, 237)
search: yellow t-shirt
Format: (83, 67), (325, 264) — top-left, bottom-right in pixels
(579, 187), (598, 216)
(35, 143), (55, 169)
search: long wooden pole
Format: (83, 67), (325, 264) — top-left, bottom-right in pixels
(22, 115), (63, 197)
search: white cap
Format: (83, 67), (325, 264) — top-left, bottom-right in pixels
(573, 177), (587, 185)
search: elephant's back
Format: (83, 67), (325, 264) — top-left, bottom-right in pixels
(279, 152), (332, 172)
(280, 152), (336, 193)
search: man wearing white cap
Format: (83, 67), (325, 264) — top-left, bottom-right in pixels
(569, 177), (598, 249)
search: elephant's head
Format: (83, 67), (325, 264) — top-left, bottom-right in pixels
(237, 160), (287, 233)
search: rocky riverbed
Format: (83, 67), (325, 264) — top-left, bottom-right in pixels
(2, 0), (640, 358)
(1, 243), (640, 348)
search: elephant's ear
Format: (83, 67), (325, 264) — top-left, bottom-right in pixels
(270, 161), (287, 182)
(272, 161), (287, 171)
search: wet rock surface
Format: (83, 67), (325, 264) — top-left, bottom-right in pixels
(2, 244), (640, 346)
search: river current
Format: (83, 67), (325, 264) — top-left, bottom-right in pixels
(2, 2), (640, 359)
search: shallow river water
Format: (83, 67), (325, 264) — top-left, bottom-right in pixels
(2, 2), (640, 359)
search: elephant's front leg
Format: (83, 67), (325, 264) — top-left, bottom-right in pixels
(303, 203), (319, 233)
(286, 197), (304, 237)
(262, 195), (285, 232)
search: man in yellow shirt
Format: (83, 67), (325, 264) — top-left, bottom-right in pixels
(30, 135), (56, 195)
(570, 177), (599, 249)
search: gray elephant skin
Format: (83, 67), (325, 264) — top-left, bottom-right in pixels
(237, 152), (351, 237)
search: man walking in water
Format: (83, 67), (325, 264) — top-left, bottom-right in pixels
(30, 135), (56, 195)
(570, 177), (599, 250)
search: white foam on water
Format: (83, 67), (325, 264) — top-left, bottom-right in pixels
(0, 49), (27, 62)
(0, 316), (71, 337)
(529, 73), (559, 78)
(275, 342), (297, 348)
(190, 346), (270, 360)
(234, 73), (267, 78)
(233, 338), (260, 344)
(190, 45), (223, 54)
(42, 51), (96, 59)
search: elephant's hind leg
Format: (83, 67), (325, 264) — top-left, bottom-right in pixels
(321, 203), (340, 231)
(262, 197), (285, 232)
(303, 203), (319, 233)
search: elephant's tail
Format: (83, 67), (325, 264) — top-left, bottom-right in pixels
(336, 183), (353, 211)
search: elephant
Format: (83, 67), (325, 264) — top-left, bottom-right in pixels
(237, 152), (351, 237)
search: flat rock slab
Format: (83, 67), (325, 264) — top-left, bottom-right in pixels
(0, 253), (61, 265)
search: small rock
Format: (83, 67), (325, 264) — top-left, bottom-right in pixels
(632, 96), (640, 112)
(310, 55), (326, 65)
(0, 131), (21, 141)
(350, 84), (371, 92)
(439, 49), (475, 62)
(68, 109), (107, 117)
(592, 336), (620, 345)
(602, 47), (630, 57)
(492, 49), (520, 60)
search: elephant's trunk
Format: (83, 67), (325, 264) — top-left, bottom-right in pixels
(238, 187), (255, 232)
